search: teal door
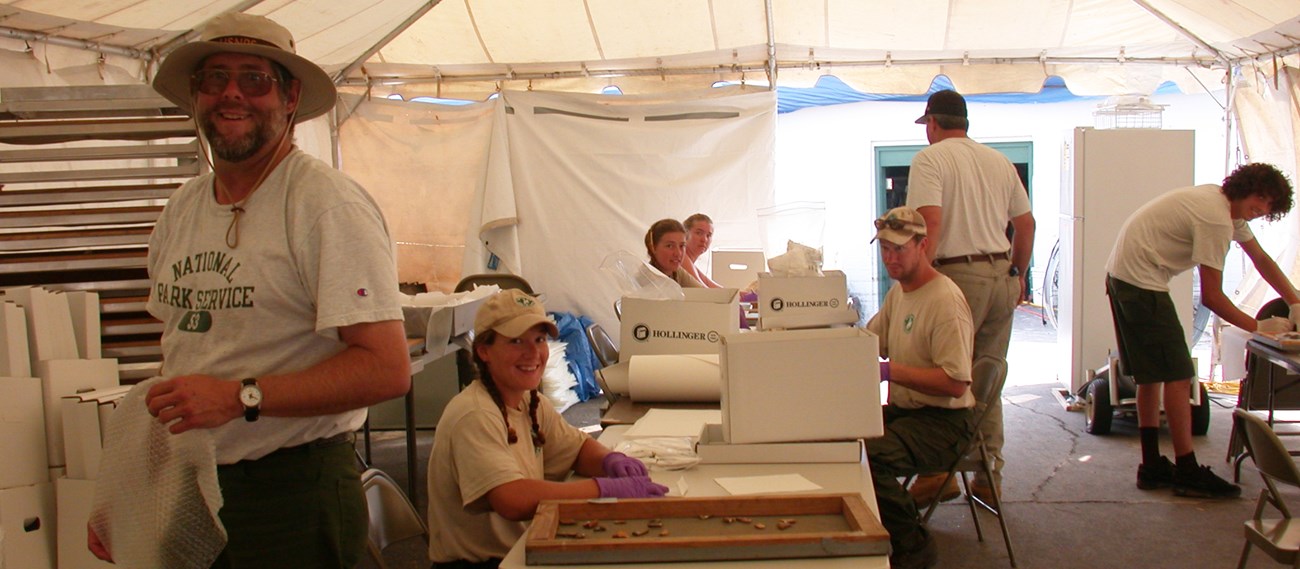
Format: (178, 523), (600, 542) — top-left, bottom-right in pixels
(873, 142), (1034, 302)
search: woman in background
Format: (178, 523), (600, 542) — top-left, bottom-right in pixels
(426, 290), (667, 568)
(646, 218), (704, 288)
(682, 213), (723, 288)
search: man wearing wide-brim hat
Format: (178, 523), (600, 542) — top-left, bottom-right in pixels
(89, 12), (410, 568)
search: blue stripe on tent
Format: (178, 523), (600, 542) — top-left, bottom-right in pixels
(775, 75), (1184, 114)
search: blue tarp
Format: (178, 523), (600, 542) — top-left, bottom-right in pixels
(775, 75), (1183, 114)
(549, 311), (602, 401)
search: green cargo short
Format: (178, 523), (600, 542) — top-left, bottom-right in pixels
(1106, 275), (1197, 384)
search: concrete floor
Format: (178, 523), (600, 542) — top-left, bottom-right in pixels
(359, 307), (1288, 569)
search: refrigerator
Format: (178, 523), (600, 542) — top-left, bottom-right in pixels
(1057, 127), (1195, 393)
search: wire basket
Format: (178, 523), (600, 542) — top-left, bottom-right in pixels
(1093, 96), (1166, 129)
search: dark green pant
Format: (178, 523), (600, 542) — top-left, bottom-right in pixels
(210, 438), (367, 569)
(868, 405), (974, 549)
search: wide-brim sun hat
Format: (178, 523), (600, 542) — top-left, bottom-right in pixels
(152, 12), (336, 123)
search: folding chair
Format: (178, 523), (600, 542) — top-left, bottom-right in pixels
(917, 354), (1017, 567)
(361, 468), (429, 569)
(585, 322), (620, 404)
(1235, 408), (1300, 568)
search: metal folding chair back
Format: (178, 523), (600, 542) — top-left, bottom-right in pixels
(919, 354), (1017, 567)
(453, 273), (535, 295)
(585, 323), (620, 404)
(362, 468), (429, 569)
(1235, 408), (1300, 568)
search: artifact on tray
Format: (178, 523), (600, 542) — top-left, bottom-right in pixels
(1254, 330), (1300, 352)
(525, 493), (888, 565)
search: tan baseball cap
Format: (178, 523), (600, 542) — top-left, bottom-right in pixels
(152, 12), (336, 123)
(474, 289), (558, 338)
(871, 207), (928, 245)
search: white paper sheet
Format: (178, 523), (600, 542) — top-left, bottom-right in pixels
(622, 408), (722, 439)
(628, 354), (720, 402)
(713, 474), (823, 495)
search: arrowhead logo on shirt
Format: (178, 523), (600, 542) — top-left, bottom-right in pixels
(904, 313), (916, 333)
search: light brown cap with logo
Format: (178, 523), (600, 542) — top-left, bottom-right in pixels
(473, 289), (559, 338)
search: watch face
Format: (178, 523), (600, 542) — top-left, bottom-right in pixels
(240, 385), (262, 407)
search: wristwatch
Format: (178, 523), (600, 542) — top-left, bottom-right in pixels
(1009, 265), (1021, 277)
(239, 378), (262, 422)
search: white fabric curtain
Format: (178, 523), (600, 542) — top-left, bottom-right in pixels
(1231, 62), (1300, 315)
(471, 86), (777, 334)
(338, 95), (496, 292)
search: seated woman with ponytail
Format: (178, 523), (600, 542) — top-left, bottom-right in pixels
(426, 289), (668, 569)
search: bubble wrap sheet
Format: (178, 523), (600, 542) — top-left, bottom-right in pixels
(90, 377), (226, 568)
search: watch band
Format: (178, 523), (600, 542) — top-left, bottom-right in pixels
(241, 377), (261, 422)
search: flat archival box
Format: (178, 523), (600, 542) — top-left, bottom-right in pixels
(525, 493), (888, 565)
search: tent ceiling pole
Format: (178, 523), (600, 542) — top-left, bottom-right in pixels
(0, 25), (151, 60)
(1224, 66), (1236, 175)
(332, 0), (444, 85)
(764, 0), (776, 89)
(1128, 0), (1227, 65)
(153, 0), (268, 61)
(344, 55), (1224, 87)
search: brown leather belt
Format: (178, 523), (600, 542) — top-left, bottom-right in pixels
(933, 251), (1010, 266)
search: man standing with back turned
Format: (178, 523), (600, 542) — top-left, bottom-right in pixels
(88, 12), (411, 568)
(905, 89), (1035, 507)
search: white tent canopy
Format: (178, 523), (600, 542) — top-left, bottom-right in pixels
(2, 0), (1299, 98)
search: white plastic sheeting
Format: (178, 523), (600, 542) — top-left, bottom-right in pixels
(476, 86), (776, 331)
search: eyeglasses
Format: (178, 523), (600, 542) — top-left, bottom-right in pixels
(874, 217), (921, 231)
(191, 69), (280, 97)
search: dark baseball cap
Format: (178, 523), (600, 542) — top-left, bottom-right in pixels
(914, 89), (967, 124)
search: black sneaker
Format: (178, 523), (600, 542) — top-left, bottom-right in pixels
(1172, 464), (1241, 498)
(1136, 456), (1175, 490)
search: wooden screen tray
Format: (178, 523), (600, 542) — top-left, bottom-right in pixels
(525, 493), (888, 565)
(1255, 331), (1300, 352)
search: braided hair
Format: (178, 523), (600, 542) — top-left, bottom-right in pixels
(472, 329), (546, 448)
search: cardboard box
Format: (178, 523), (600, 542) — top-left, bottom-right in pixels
(0, 377), (49, 489)
(65, 292), (101, 360)
(402, 289), (494, 341)
(3, 287), (79, 368)
(36, 359), (119, 468)
(757, 271), (859, 330)
(620, 289), (740, 358)
(0, 301), (31, 377)
(695, 423), (863, 464)
(711, 250), (766, 290)
(56, 477), (114, 569)
(61, 386), (131, 480)
(720, 327), (882, 444)
(0, 482), (56, 569)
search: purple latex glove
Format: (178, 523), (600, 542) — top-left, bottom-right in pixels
(879, 361), (891, 383)
(602, 452), (648, 478)
(595, 476), (670, 499)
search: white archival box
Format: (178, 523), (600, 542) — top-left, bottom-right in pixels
(2, 287), (79, 369)
(1, 301), (31, 377)
(61, 386), (132, 480)
(57, 477), (114, 568)
(36, 359), (119, 468)
(619, 288), (739, 358)
(65, 291), (101, 360)
(0, 482), (55, 569)
(711, 250), (766, 290)
(757, 271), (858, 330)
(720, 327), (882, 444)
(695, 423), (863, 464)
(0, 377), (49, 489)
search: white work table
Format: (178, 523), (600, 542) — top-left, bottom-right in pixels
(498, 425), (890, 569)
